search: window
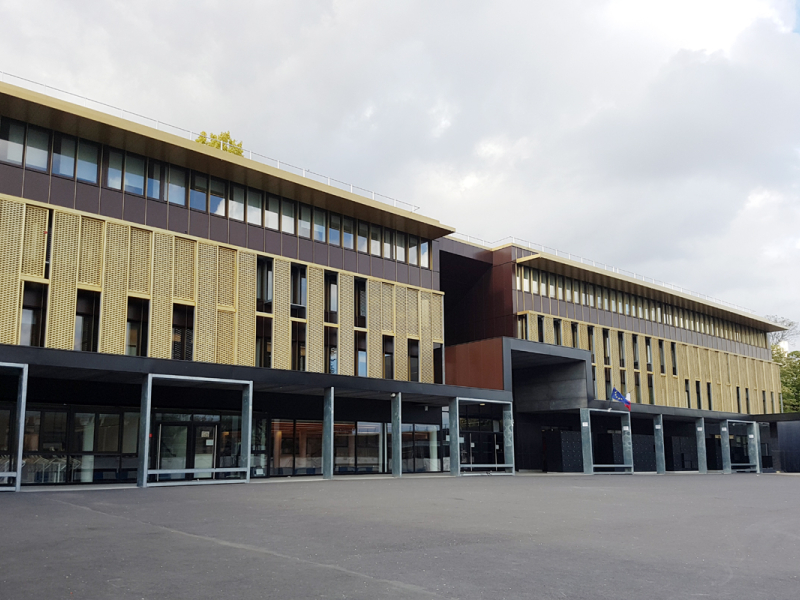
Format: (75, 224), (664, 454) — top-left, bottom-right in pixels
(209, 177), (227, 216)
(588, 326), (595, 363)
(125, 298), (149, 357)
(190, 172), (208, 211)
(671, 342), (677, 376)
(265, 195), (279, 229)
(565, 278), (572, 302)
(408, 235), (419, 266)
(708, 383), (714, 411)
(602, 329), (611, 365)
(256, 316), (272, 368)
(76, 140), (99, 184)
(124, 154), (146, 196)
(342, 217), (354, 249)
(645, 338), (653, 372)
(517, 315), (528, 340)
(172, 304), (194, 360)
(572, 323), (579, 348)
(695, 381), (702, 410)
(762, 390), (767, 414)
(168, 165), (188, 205)
(395, 232), (406, 263)
(325, 327), (338, 374)
(146, 160), (166, 200)
(52, 133), (76, 178)
(408, 340), (420, 382)
(313, 209), (326, 242)
(618, 332), (625, 367)
(20, 282), (47, 347)
(736, 387), (742, 413)
(632, 335), (639, 370)
(587, 284), (594, 308)
(291, 322), (306, 371)
(634, 372), (641, 403)
(420, 240), (430, 269)
(325, 271), (338, 324)
(620, 370), (626, 395)
(522, 267), (530, 293)
(659, 340), (665, 374)
(550, 273), (557, 299)
(605, 368), (612, 400)
(329, 213), (341, 246)
(291, 264), (307, 319)
(383, 336), (394, 379)
(771, 392), (776, 414)
(357, 221), (368, 253)
(228, 185), (245, 221)
(370, 225), (381, 256)
(538, 316), (545, 344)
(298, 204), (311, 238)
(434, 343), (444, 384)
(685, 380), (691, 408)
(648, 374), (655, 405)
(355, 278), (367, 328)
(256, 257), (273, 313)
(553, 319), (562, 346)
(281, 199), (295, 233)
(383, 229), (393, 259)
(74, 290), (100, 352)
(0, 117), (25, 165)
(104, 148), (123, 189)
(25, 125), (50, 172)
(247, 189), (263, 225)
(355, 331), (367, 376)
(610, 291), (616, 313)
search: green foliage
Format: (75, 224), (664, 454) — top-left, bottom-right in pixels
(195, 131), (244, 156)
(772, 345), (800, 412)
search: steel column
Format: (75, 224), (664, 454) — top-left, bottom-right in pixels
(695, 417), (707, 474)
(580, 407), (593, 475)
(502, 404), (515, 474)
(13, 365), (28, 492)
(654, 414), (666, 474)
(391, 393), (402, 477)
(322, 387), (334, 480)
(241, 382), (253, 483)
(448, 398), (460, 476)
(137, 374), (153, 488)
(748, 422), (761, 474)
(621, 411), (633, 473)
(720, 420), (732, 474)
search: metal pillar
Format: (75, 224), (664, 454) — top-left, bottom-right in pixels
(323, 387), (334, 480)
(241, 382), (253, 483)
(502, 404), (515, 474)
(654, 414), (666, 474)
(137, 374), (153, 488)
(391, 393), (402, 477)
(580, 407), (593, 475)
(0, 364), (29, 493)
(720, 420), (732, 474)
(695, 417), (707, 474)
(448, 398), (460, 476)
(621, 411), (633, 472)
(747, 422), (761, 474)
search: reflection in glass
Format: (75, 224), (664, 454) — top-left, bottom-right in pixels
(124, 154), (146, 195)
(229, 185), (245, 221)
(265, 196), (279, 229)
(158, 424), (188, 480)
(210, 177), (226, 216)
(122, 413), (139, 454)
(313, 209), (326, 242)
(247, 189), (262, 225)
(77, 140), (99, 184)
(24, 126), (50, 172)
(147, 160), (165, 200)
(356, 422), (383, 473)
(168, 166), (187, 205)
(298, 204), (311, 238)
(270, 419), (294, 476)
(0, 118), (25, 165)
(105, 149), (123, 189)
(329, 213), (341, 246)
(334, 422), (356, 473)
(281, 199), (295, 234)
(294, 421), (322, 474)
(190, 173), (208, 211)
(97, 414), (120, 452)
(52, 133), (76, 178)
(342, 217), (354, 249)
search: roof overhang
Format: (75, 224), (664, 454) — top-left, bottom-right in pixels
(0, 81), (455, 240)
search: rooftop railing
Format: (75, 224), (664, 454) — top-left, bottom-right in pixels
(450, 232), (756, 315)
(0, 71), (421, 214)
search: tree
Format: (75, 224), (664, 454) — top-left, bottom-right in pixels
(195, 131), (244, 156)
(772, 344), (800, 412)
(766, 315), (798, 346)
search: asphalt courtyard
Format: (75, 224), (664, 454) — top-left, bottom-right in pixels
(1, 473), (798, 600)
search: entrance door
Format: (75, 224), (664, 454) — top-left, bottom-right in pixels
(157, 424), (188, 481)
(193, 425), (217, 479)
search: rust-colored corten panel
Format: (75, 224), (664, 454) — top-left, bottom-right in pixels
(445, 338), (505, 391)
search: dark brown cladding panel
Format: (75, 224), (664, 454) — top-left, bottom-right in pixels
(445, 338), (505, 391)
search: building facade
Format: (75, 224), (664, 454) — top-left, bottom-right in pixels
(0, 81), (794, 491)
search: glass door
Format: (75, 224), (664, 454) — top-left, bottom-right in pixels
(193, 424), (217, 479)
(251, 415), (269, 478)
(157, 424), (189, 481)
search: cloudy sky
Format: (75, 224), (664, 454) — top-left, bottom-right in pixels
(2, 1), (799, 342)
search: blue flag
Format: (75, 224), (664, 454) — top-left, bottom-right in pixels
(610, 386), (631, 410)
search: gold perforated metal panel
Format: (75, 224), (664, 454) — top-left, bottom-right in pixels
(149, 233), (173, 359)
(217, 247), (236, 308)
(46, 211), (80, 350)
(562, 320), (574, 348)
(381, 283), (394, 333)
(307, 266), (325, 373)
(128, 228), (152, 295)
(578, 323), (589, 351)
(407, 290), (419, 338)
(194, 243), (217, 363)
(543, 316), (555, 345)
(420, 291), (434, 383)
(272, 258), (291, 370)
(216, 309), (236, 365)
(394, 287), (407, 381)
(0, 199), (24, 345)
(339, 273), (354, 377)
(527, 312), (537, 342)
(78, 217), (104, 287)
(593, 332), (606, 400)
(432, 293), (443, 343)
(368, 280), (382, 378)
(21, 204), (48, 278)
(173, 237), (196, 302)
(99, 222), (129, 354)
(609, 329), (621, 389)
(236, 251), (256, 366)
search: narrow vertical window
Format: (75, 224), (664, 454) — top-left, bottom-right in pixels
(189, 172), (208, 211)
(172, 304), (194, 360)
(247, 189), (263, 225)
(517, 315), (528, 340)
(357, 222), (369, 253)
(605, 368), (612, 400)
(355, 331), (368, 376)
(383, 336), (394, 379)
(52, 133), (76, 178)
(433, 343), (443, 384)
(685, 380), (691, 408)
(408, 340), (420, 382)
(313, 209), (326, 242)
(229, 185), (245, 221)
(553, 319), (562, 346)
(76, 140), (99, 184)
(256, 257), (273, 313)
(645, 338), (653, 372)
(420, 240), (430, 269)
(124, 154), (146, 196)
(329, 213), (341, 246)
(659, 340), (665, 374)
(588, 326), (595, 363)
(325, 327), (338, 374)
(708, 383), (714, 411)
(532, 270), (540, 295)
(634, 372), (641, 403)
(671, 342), (677, 376)
(20, 282), (47, 347)
(538, 316), (545, 345)
(648, 374), (655, 404)
(0, 117), (25, 165)
(342, 217), (354, 249)
(395, 232), (406, 262)
(370, 225), (381, 256)
(633, 335), (640, 370)
(695, 381), (702, 410)
(291, 322), (306, 371)
(354, 279), (367, 328)
(762, 390), (767, 414)
(168, 165), (188, 205)
(408, 235), (419, 266)
(571, 323), (579, 348)
(290, 264), (307, 319)
(298, 204), (311, 238)
(146, 160), (166, 200)
(265, 195), (279, 229)
(550, 273), (557, 299)
(602, 329), (611, 365)
(522, 267), (530, 293)
(74, 290), (100, 352)
(619, 370), (626, 395)
(383, 229), (394, 259)
(104, 148), (123, 190)
(256, 316), (272, 368)
(125, 297), (149, 357)
(281, 199), (295, 233)
(25, 125), (50, 172)
(209, 177), (227, 216)
(325, 271), (338, 323)
(736, 387), (741, 412)
(618, 333), (625, 367)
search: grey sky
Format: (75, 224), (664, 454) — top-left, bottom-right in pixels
(2, 0), (799, 340)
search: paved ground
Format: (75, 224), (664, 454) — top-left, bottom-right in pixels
(1, 473), (799, 600)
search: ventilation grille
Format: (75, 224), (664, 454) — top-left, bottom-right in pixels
(431, 293), (443, 343)
(0, 199), (24, 344)
(195, 243), (217, 363)
(21, 204), (48, 278)
(217, 309), (236, 365)
(173, 237), (195, 301)
(394, 287), (407, 381)
(407, 289), (419, 337)
(235, 251), (256, 366)
(150, 232), (173, 359)
(307, 266), (324, 373)
(46, 211), (80, 350)
(217, 247), (236, 308)
(99, 222), (128, 354)
(420, 291), (433, 383)
(381, 283), (394, 333)
(368, 280), (382, 378)
(78, 217), (104, 286)
(338, 273), (354, 376)
(128, 228), (152, 295)
(272, 259), (291, 370)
